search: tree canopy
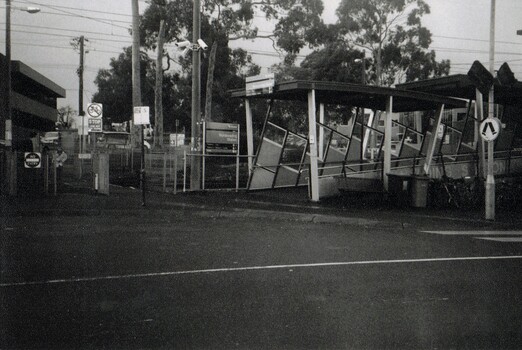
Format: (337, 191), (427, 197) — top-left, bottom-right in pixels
(91, 0), (450, 138)
(334, 0), (449, 86)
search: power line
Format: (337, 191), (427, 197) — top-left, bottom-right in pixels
(1, 23), (131, 39)
(16, 0), (133, 18)
(0, 40), (123, 54)
(7, 28), (132, 45)
(6, 1), (132, 29)
(433, 35), (522, 47)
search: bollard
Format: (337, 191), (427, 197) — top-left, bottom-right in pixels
(174, 151), (178, 194)
(163, 152), (167, 193)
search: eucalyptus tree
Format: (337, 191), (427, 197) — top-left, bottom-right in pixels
(139, 0), (326, 126)
(92, 47), (156, 125)
(335, 0), (450, 86)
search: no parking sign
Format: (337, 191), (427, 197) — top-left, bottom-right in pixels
(87, 103), (103, 132)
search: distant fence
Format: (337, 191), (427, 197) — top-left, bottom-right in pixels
(102, 147), (251, 193)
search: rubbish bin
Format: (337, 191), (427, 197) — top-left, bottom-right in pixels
(410, 175), (429, 208)
(387, 174), (410, 206)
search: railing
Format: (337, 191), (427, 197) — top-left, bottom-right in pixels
(184, 153), (253, 192)
(49, 146), (522, 195)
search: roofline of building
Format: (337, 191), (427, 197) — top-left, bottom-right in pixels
(12, 60), (66, 98)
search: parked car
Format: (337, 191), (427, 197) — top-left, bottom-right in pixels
(40, 131), (60, 151)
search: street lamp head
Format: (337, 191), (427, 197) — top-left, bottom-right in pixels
(23, 7), (41, 14)
(10, 6), (41, 13)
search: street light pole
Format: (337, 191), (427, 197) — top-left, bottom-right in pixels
(4, 0), (40, 196)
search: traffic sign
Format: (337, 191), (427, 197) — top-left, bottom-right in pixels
(78, 153), (92, 159)
(24, 152), (41, 168)
(480, 118), (501, 142)
(87, 103), (103, 118)
(88, 118), (103, 133)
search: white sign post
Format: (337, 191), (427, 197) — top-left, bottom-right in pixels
(87, 103), (103, 132)
(133, 106), (150, 207)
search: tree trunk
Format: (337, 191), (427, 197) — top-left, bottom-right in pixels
(131, 0), (142, 147)
(204, 41), (218, 122)
(154, 20), (165, 149)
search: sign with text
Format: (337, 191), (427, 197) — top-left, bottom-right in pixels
(204, 122), (239, 154)
(24, 152), (41, 168)
(88, 117), (103, 132)
(133, 106), (150, 125)
(169, 133), (185, 147)
(245, 73), (275, 96)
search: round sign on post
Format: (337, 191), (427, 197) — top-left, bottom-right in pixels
(24, 152), (42, 168)
(87, 103), (103, 119)
(480, 117), (501, 142)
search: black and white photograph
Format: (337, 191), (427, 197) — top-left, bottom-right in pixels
(1, 0), (522, 348)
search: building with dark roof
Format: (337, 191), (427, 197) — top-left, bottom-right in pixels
(1, 53), (66, 150)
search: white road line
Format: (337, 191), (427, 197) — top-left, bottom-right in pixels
(423, 231), (522, 236)
(2, 255), (522, 288)
(476, 237), (522, 242)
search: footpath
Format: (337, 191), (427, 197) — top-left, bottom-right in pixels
(2, 179), (522, 231)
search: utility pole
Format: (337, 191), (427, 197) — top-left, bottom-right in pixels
(3, 2), (39, 195)
(78, 35), (86, 179)
(191, 0), (202, 190)
(154, 20), (165, 149)
(131, 0), (141, 108)
(5, 0), (15, 195)
(131, 0), (146, 206)
(78, 36), (84, 116)
(485, 0), (496, 220)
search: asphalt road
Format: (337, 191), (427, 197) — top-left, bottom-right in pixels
(2, 208), (522, 349)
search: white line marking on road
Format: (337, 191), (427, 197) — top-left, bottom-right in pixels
(2, 255), (522, 288)
(423, 231), (522, 236)
(476, 237), (522, 242)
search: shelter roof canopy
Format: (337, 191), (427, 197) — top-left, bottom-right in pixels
(397, 74), (522, 106)
(231, 80), (467, 112)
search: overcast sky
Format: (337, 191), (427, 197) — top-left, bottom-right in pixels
(2, 0), (522, 111)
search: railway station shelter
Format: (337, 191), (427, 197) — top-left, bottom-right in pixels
(232, 80), (470, 202)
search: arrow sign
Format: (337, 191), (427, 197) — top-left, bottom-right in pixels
(482, 122), (497, 135)
(480, 118), (501, 142)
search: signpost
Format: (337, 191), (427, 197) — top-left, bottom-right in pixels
(133, 106), (150, 206)
(202, 122), (240, 190)
(468, 59), (497, 220)
(87, 103), (103, 132)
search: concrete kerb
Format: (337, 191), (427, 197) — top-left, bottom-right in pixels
(192, 207), (395, 227)
(5, 183), (519, 229)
